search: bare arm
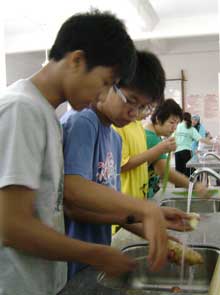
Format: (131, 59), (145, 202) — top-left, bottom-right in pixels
(64, 175), (169, 271)
(1, 185), (137, 276)
(64, 200), (125, 225)
(123, 223), (145, 238)
(121, 137), (176, 172)
(154, 159), (189, 188)
(200, 137), (213, 145)
(65, 175), (141, 220)
(154, 159), (208, 196)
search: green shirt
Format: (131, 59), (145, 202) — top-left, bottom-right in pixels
(145, 129), (167, 198)
(174, 121), (201, 152)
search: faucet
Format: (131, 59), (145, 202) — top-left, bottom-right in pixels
(187, 168), (220, 213)
(202, 152), (220, 161)
(189, 167), (220, 185)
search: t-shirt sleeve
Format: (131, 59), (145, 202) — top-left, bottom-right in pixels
(199, 125), (206, 137)
(192, 127), (202, 142)
(146, 130), (167, 161)
(113, 127), (130, 167)
(62, 115), (97, 180)
(0, 101), (45, 189)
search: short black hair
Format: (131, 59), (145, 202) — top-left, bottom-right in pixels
(151, 98), (183, 124)
(119, 50), (165, 102)
(49, 9), (136, 83)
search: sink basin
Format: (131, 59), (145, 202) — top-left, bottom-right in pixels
(97, 244), (220, 294)
(160, 197), (220, 213)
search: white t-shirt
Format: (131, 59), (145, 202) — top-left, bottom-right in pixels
(0, 79), (67, 295)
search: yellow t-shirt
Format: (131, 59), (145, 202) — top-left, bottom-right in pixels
(114, 121), (148, 200)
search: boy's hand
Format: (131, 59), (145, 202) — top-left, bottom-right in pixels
(194, 182), (208, 198)
(142, 202), (168, 272)
(159, 137), (176, 154)
(161, 207), (192, 231)
(91, 245), (137, 277)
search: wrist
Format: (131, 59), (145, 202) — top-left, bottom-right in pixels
(125, 215), (136, 224)
(139, 201), (158, 220)
(157, 143), (166, 154)
(84, 243), (106, 266)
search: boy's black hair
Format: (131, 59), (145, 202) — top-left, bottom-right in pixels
(151, 98), (183, 125)
(119, 50), (165, 102)
(183, 112), (192, 128)
(49, 9), (136, 83)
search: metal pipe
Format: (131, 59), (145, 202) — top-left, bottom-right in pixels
(189, 167), (220, 185)
(202, 152), (220, 161)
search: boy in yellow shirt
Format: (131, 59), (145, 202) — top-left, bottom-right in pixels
(113, 53), (176, 233)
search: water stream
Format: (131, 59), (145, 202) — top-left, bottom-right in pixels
(187, 182), (194, 214)
(179, 233), (187, 285)
(180, 182), (194, 288)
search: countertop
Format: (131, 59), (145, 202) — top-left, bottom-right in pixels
(186, 155), (220, 169)
(59, 188), (220, 295)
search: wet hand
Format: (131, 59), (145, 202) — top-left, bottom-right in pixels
(142, 202), (168, 272)
(194, 182), (209, 198)
(161, 207), (192, 231)
(93, 245), (137, 277)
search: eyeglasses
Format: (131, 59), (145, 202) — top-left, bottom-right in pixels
(113, 84), (155, 115)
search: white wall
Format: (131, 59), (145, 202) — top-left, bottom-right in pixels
(136, 35), (220, 137)
(6, 35), (219, 136)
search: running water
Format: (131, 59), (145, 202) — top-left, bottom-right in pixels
(179, 233), (188, 285)
(187, 182), (194, 214)
(213, 200), (217, 213)
(187, 266), (195, 287)
(180, 183), (193, 287)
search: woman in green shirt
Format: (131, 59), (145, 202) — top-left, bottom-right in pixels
(174, 112), (212, 177)
(144, 100), (207, 198)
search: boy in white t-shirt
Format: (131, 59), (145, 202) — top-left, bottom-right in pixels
(0, 10), (138, 295)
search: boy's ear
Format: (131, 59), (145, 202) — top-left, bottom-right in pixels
(68, 50), (87, 72)
(156, 117), (161, 125)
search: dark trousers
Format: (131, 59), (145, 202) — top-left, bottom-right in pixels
(175, 149), (192, 178)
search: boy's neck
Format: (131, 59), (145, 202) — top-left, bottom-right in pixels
(147, 123), (161, 136)
(92, 105), (111, 127)
(31, 64), (66, 109)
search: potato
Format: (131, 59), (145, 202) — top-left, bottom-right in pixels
(188, 212), (200, 230)
(168, 240), (204, 265)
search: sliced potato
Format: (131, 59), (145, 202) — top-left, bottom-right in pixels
(188, 212), (200, 230)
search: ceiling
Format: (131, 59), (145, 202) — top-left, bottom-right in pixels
(2, 0), (219, 53)
(150, 0), (218, 18)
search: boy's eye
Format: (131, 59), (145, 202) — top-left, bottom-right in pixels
(127, 98), (137, 105)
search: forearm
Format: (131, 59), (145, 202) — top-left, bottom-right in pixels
(200, 137), (213, 145)
(121, 145), (164, 172)
(64, 175), (155, 222)
(64, 202), (126, 225)
(3, 214), (105, 265)
(168, 169), (189, 188)
(154, 160), (189, 189)
(123, 223), (146, 239)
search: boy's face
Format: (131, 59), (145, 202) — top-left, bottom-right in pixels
(158, 115), (180, 137)
(63, 51), (118, 110)
(99, 86), (154, 127)
(67, 66), (117, 111)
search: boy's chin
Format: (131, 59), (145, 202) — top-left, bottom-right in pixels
(114, 121), (130, 128)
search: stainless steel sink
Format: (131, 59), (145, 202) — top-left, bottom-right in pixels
(97, 244), (220, 294)
(160, 197), (220, 213)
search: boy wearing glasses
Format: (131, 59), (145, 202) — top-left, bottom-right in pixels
(113, 53), (176, 202)
(60, 51), (188, 289)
